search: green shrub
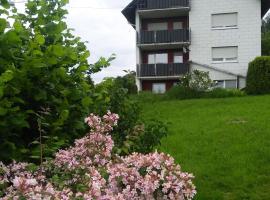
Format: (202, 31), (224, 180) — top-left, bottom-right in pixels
(246, 56), (270, 94)
(132, 91), (163, 103)
(205, 88), (246, 98)
(95, 79), (168, 156)
(0, 1), (114, 163)
(121, 119), (168, 154)
(165, 86), (245, 100)
(180, 70), (214, 91)
(165, 85), (203, 100)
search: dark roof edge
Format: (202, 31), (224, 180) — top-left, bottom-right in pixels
(262, 0), (270, 18)
(121, 0), (137, 28)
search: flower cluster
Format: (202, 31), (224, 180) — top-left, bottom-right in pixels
(0, 111), (196, 200)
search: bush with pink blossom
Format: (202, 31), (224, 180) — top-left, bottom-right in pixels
(0, 111), (196, 199)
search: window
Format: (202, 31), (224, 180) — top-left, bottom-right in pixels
(152, 83), (166, 94)
(214, 80), (237, 89)
(212, 13), (238, 29)
(225, 80), (237, 89)
(148, 54), (155, 64)
(173, 22), (183, 30)
(212, 46), (238, 63)
(148, 22), (167, 31)
(156, 53), (168, 64)
(148, 53), (168, 64)
(173, 52), (183, 63)
(215, 80), (225, 88)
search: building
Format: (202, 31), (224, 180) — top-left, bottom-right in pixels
(122, 0), (270, 93)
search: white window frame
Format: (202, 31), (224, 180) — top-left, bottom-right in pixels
(212, 46), (238, 64)
(173, 22), (183, 30)
(214, 80), (237, 89)
(148, 22), (168, 31)
(173, 52), (183, 63)
(211, 12), (238, 30)
(152, 83), (166, 94)
(148, 53), (168, 64)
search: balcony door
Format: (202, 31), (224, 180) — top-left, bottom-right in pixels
(173, 22), (183, 30)
(148, 53), (168, 64)
(148, 22), (168, 31)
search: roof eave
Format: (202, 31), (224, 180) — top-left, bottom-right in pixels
(121, 0), (137, 28)
(262, 0), (270, 18)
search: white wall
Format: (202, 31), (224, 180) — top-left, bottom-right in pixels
(189, 0), (262, 82)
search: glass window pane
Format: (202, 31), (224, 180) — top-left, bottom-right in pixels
(148, 22), (167, 31)
(152, 83), (166, 94)
(156, 53), (168, 64)
(225, 80), (237, 89)
(212, 13), (238, 28)
(174, 52), (183, 63)
(148, 54), (155, 64)
(173, 22), (183, 30)
(212, 47), (238, 62)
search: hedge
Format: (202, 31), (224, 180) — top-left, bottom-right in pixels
(246, 56), (270, 94)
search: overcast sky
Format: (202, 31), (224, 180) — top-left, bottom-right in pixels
(16, 0), (136, 83)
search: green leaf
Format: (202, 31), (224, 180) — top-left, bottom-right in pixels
(0, 18), (7, 33)
(5, 30), (21, 43)
(81, 96), (93, 107)
(35, 34), (45, 45)
(0, 86), (3, 99)
(0, 70), (13, 83)
(59, 109), (69, 122)
(52, 45), (65, 57)
(0, 0), (10, 9)
(0, 107), (7, 116)
(13, 20), (23, 32)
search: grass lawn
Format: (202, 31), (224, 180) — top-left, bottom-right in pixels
(141, 95), (270, 200)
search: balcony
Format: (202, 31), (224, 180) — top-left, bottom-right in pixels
(137, 63), (189, 78)
(137, 29), (190, 50)
(137, 0), (189, 10)
(137, 0), (190, 19)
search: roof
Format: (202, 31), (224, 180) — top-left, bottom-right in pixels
(121, 0), (138, 28)
(122, 0), (270, 27)
(262, 0), (270, 18)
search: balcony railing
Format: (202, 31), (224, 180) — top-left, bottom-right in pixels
(138, 29), (190, 45)
(137, 0), (190, 10)
(138, 63), (189, 77)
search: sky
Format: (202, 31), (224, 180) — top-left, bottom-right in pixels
(15, 0), (136, 83)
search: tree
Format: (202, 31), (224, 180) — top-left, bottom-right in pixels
(262, 15), (270, 55)
(0, 0), (113, 163)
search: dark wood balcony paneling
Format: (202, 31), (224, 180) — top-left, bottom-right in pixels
(139, 63), (189, 77)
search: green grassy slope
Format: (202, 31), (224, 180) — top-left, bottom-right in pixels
(141, 95), (270, 200)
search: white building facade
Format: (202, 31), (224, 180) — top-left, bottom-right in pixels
(122, 0), (269, 93)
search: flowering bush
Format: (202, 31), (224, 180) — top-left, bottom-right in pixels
(0, 111), (196, 199)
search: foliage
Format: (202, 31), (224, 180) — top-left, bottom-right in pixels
(95, 78), (168, 156)
(179, 70), (214, 91)
(122, 119), (168, 154)
(142, 95), (270, 200)
(246, 56), (270, 94)
(262, 16), (270, 55)
(114, 70), (138, 95)
(165, 86), (203, 100)
(203, 88), (246, 98)
(0, 112), (196, 199)
(165, 86), (246, 100)
(0, 0), (113, 163)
